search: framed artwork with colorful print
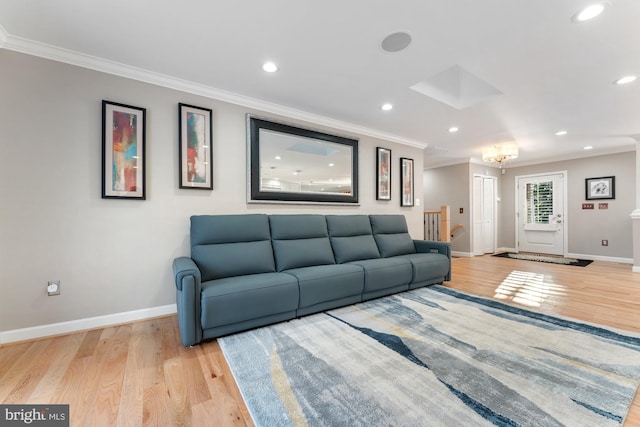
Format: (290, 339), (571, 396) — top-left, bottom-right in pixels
(179, 103), (213, 189)
(102, 100), (146, 200)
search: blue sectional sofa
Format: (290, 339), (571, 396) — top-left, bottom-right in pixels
(172, 214), (451, 346)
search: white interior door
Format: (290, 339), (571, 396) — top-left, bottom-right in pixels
(482, 177), (496, 253)
(472, 175), (496, 255)
(516, 172), (566, 255)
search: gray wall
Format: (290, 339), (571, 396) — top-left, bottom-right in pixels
(423, 163), (502, 255)
(501, 153), (635, 258)
(424, 152), (635, 259)
(0, 50), (425, 332)
(423, 163), (471, 253)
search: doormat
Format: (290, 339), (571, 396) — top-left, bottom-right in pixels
(493, 252), (593, 267)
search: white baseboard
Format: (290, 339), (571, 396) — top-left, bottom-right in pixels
(566, 253), (633, 264)
(633, 265), (640, 273)
(0, 304), (177, 345)
(451, 251), (474, 258)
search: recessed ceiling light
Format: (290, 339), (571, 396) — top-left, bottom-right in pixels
(555, 130), (568, 136)
(381, 103), (393, 111)
(584, 146), (593, 150)
(572, 2), (608, 22)
(262, 62), (278, 73)
(615, 75), (637, 85)
(448, 127), (459, 133)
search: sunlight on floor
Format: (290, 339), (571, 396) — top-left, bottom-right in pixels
(494, 270), (566, 307)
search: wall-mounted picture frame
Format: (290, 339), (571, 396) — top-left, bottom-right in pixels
(400, 157), (414, 207)
(179, 103), (213, 189)
(102, 100), (146, 200)
(585, 176), (615, 200)
(376, 147), (391, 200)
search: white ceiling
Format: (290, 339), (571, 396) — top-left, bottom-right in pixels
(1, 0), (639, 168)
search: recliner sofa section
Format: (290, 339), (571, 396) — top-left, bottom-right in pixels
(173, 213), (451, 346)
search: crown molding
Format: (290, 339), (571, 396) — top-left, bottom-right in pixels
(424, 143), (637, 170)
(0, 33), (427, 149)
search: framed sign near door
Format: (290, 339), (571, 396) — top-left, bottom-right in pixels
(585, 176), (615, 200)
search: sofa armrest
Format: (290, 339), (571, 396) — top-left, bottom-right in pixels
(413, 240), (451, 258)
(173, 257), (203, 346)
(173, 256), (201, 290)
(413, 240), (451, 281)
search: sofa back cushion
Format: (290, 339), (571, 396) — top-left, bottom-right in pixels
(269, 215), (336, 271)
(191, 214), (276, 281)
(369, 215), (416, 257)
(326, 215), (381, 263)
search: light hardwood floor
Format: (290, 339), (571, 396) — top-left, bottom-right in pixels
(1, 255), (639, 426)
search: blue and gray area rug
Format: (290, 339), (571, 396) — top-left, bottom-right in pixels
(219, 286), (640, 426)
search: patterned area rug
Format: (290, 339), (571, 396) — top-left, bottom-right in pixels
(219, 286), (640, 426)
(493, 252), (593, 267)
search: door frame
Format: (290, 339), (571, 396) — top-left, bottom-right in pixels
(514, 171), (568, 256)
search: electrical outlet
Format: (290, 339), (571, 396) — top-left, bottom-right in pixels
(601, 240), (608, 247)
(47, 280), (61, 296)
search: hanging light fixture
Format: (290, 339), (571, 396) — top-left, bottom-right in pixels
(482, 143), (519, 168)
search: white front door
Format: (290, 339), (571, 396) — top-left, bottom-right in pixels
(516, 172), (566, 255)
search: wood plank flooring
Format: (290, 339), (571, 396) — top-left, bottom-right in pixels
(1, 255), (639, 426)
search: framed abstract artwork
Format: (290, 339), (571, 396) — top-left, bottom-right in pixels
(400, 157), (414, 207)
(102, 100), (146, 200)
(179, 103), (213, 189)
(376, 147), (391, 200)
(585, 176), (615, 200)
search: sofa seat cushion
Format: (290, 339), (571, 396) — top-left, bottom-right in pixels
(347, 257), (412, 293)
(200, 273), (299, 329)
(394, 253), (450, 285)
(285, 264), (364, 309)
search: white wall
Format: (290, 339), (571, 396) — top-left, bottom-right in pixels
(0, 50), (425, 334)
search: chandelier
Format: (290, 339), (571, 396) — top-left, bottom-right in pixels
(482, 143), (518, 168)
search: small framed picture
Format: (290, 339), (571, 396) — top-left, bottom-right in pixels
(376, 147), (391, 200)
(102, 100), (146, 199)
(585, 176), (615, 200)
(400, 157), (414, 207)
(179, 103), (213, 189)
